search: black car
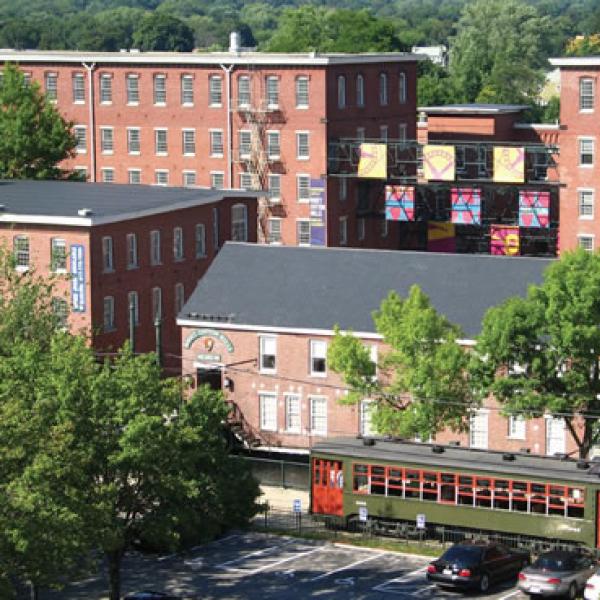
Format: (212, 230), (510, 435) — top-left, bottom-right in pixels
(426, 541), (530, 593)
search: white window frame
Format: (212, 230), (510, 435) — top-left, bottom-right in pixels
(154, 169), (169, 186)
(379, 125), (388, 142)
(297, 219), (311, 246)
(128, 169), (141, 184)
(259, 393), (278, 432)
(51, 238), (67, 273)
(150, 230), (161, 265)
(339, 216), (348, 246)
(309, 396), (327, 435)
(239, 172), (254, 190)
(578, 188), (594, 219)
(151, 287), (162, 322)
(183, 170), (197, 187)
(127, 127), (141, 155)
(379, 72), (388, 106)
(154, 128), (168, 156)
(546, 415), (566, 456)
(266, 130), (280, 160)
(237, 74), (251, 107)
(469, 409), (489, 449)
(103, 296), (115, 332)
(210, 171), (224, 189)
(210, 129), (224, 157)
(153, 73), (167, 105)
(309, 339), (327, 377)
(45, 72), (58, 101)
(398, 122), (407, 142)
(174, 282), (185, 314)
(356, 74), (364, 107)
(99, 73), (112, 104)
(360, 399), (374, 436)
(337, 75), (346, 109)
(239, 129), (252, 159)
(100, 127), (114, 154)
(209, 74), (223, 107)
(101, 168), (115, 183)
(580, 77), (595, 112)
(74, 125), (87, 154)
(296, 131), (310, 160)
(102, 236), (114, 272)
(13, 235), (29, 271)
(508, 415), (526, 440)
(259, 335), (277, 374)
(126, 74), (139, 105)
(296, 174), (310, 203)
(267, 217), (282, 245)
(195, 223), (206, 258)
(398, 71), (407, 104)
(579, 137), (594, 167)
(182, 128), (196, 156)
(173, 226), (184, 261)
(357, 217), (366, 241)
(180, 74), (194, 106)
(126, 233), (138, 269)
(285, 394), (301, 433)
(295, 75), (309, 109)
(231, 204), (248, 242)
(578, 234), (595, 252)
(72, 72), (85, 103)
(266, 75), (279, 109)
(127, 291), (139, 326)
(269, 174), (281, 203)
(356, 127), (366, 141)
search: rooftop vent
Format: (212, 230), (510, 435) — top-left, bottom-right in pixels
(502, 453), (516, 461)
(77, 208), (92, 217)
(577, 460), (589, 470)
(432, 445), (444, 454)
(229, 31), (240, 53)
(363, 437), (375, 447)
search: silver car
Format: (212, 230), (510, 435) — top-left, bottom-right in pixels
(518, 550), (597, 598)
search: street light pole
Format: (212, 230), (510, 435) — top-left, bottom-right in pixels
(154, 317), (162, 367)
(129, 301), (136, 354)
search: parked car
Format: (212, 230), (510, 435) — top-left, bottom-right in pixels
(585, 567), (600, 599)
(426, 541), (529, 592)
(518, 550), (596, 598)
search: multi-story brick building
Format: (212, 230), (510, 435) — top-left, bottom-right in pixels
(0, 45), (421, 248)
(177, 243), (574, 457)
(0, 180), (256, 371)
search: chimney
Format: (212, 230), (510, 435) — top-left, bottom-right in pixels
(229, 31), (240, 53)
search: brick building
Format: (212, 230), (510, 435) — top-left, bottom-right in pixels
(177, 243), (575, 457)
(0, 46), (421, 248)
(0, 180), (256, 370)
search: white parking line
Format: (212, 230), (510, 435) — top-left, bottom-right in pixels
(499, 591), (522, 600)
(309, 553), (383, 581)
(372, 566), (428, 592)
(245, 546), (324, 576)
(216, 538), (296, 569)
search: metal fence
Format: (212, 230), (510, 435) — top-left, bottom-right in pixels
(239, 455), (309, 490)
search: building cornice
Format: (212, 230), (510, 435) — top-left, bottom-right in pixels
(549, 57), (600, 67)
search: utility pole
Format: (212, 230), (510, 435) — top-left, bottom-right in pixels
(129, 300), (136, 354)
(154, 317), (162, 367)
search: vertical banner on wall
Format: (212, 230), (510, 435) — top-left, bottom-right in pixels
(70, 243), (86, 312)
(422, 145), (455, 181)
(493, 147), (525, 183)
(427, 222), (456, 253)
(309, 178), (326, 246)
(385, 185), (415, 221)
(490, 225), (520, 256)
(357, 143), (387, 178)
(519, 190), (550, 228)
(451, 188), (481, 225)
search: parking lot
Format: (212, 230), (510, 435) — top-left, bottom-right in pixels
(45, 532), (533, 600)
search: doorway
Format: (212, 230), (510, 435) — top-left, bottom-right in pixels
(196, 367), (222, 391)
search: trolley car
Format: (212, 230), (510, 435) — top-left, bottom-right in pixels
(310, 437), (600, 549)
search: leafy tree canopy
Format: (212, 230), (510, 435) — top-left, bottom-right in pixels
(132, 12), (194, 51)
(566, 33), (600, 56)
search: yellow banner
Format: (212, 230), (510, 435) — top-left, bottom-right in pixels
(358, 143), (387, 179)
(493, 147), (525, 183)
(422, 145), (455, 181)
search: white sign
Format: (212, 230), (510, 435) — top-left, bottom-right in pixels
(416, 513), (426, 529)
(293, 499), (302, 514)
(359, 506), (368, 522)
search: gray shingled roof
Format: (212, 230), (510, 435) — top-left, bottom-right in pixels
(179, 243), (552, 339)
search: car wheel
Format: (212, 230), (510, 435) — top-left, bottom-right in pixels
(566, 582), (576, 600)
(479, 573), (490, 593)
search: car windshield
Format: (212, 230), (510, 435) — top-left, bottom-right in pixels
(532, 556), (576, 571)
(441, 546), (483, 563)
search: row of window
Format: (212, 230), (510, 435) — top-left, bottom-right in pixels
(259, 392), (328, 435)
(350, 463), (584, 519)
(337, 72), (408, 109)
(579, 77), (595, 111)
(13, 236), (67, 271)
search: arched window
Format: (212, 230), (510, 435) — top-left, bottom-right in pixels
(356, 74), (364, 107)
(398, 72), (407, 104)
(231, 203), (248, 242)
(337, 75), (346, 109)
(379, 72), (388, 106)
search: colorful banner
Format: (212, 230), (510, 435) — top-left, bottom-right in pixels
(490, 225), (520, 256)
(423, 145), (455, 181)
(519, 190), (550, 228)
(451, 188), (481, 225)
(385, 185), (415, 221)
(358, 143), (387, 178)
(70, 244), (86, 312)
(427, 222), (456, 253)
(309, 178), (326, 246)
(493, 147), (525, 183)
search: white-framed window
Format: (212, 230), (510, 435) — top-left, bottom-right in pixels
(51, 238), (67, 272)
(127, 291), (139, 326)
(102, 236), (114, 272)
(72, 72), (85, 103)
(266, 75), (279, 108)
(210, 129), (224, 156)
(239, 130), (252, 158)
(579, 189), (594, 218)
(310, 339), (327, 376)
(174, 282), (185, 314)
(296, 174), (310, 202)
(128, 169), (141, 184)
(153, 73), (166, 105)
(151, 286), (162, 321)
(285, 394), (301, 433)
(99, 74), (112, 104)
(340, 178), (348, 201)
(100, 127), (113, 154)
(240, 173), (254, 190)
(183, 170), (196, 187)
(356, 74), (364, 107)
(195, 224), (206, 258)
(44, 72), (57, 101)
(103, 296), (115, 331)
(546, 416), (566, 455)
(296, 131), (309, 160)
(268, 218), (282, 244)
(101, 168), (114, 183)
(269, 174), (281, 202)
(182, 129), (196, 155)
(213, 207), (219, 250)
(379, 125), (388, 141)
(127, 128), (141, 154)
(52, 297), (69, 329)
(369, 344), (378, 379)
(231, 204), (248, 242)
(259, 393), (278, 431)
(337, 75), (346, 109)
(295, 75), (309, 108)
(210, 171), (224, 189)
(209, 74), (222, 106)
(173, 226), (184, 260)
(579, 137), (594, 166)
(380, 215), (388, 238)
(13, 235), (29, 270)
(180, 74), (194, 105)
(578, 234), (595, 252)
(297, 219), (311, 246)
(310, 396), (327, 435)
(74, 126), (87, 153)
(74, 166), (87, 180)
(508, 415), (526, 440)
(379, 72), (388, 105)
(356, 127), (366, 141)
(126, 74), (139, 104)
(580, 77), (594, 111)
(126, 233), (138, 269)
(155, 129), (168, 155)
(360, 399), (374, 436)
(267, 130), (280, 159)
(339, 216), (348, 246)
(237, 74), (251, 107)
(259, 335), (277, 373)
(357, 217), (366, 241)
(150, 230), (161, 265)
(469, 409), (489, 449)
(398, 71), (407, 104)
(155, 169), (169, 186)
(398, 122), (407, 142)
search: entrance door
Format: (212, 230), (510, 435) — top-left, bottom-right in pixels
(196, 367), (222, 391)
(311, 459), (344, 516)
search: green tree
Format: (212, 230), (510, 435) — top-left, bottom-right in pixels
(418, 60), (459, 107)
(0, 63), (77, 179)
(265, 5), (331, 52)
(565, 33), (600, 56)
(328, 286), (472, 439)
(132, 12), (194, 51)
(472, 250), (600, 459)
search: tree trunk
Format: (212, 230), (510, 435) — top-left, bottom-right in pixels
(107, 550), (123, 600)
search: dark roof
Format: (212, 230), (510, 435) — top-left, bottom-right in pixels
(312, 437), (596, 485)
(0, 180), (253, 225)
(179, 243), (552, 338)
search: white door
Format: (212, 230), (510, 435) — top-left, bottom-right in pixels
(546, 417), (566, 455)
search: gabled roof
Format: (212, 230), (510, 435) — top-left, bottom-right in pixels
(178, 243), (552, 340)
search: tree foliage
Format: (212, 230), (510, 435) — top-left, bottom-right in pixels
(132, 12), (194, 51)
(566, 33), (600, 56)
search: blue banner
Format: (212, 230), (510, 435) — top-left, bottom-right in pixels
(70, 244), (86, 312)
